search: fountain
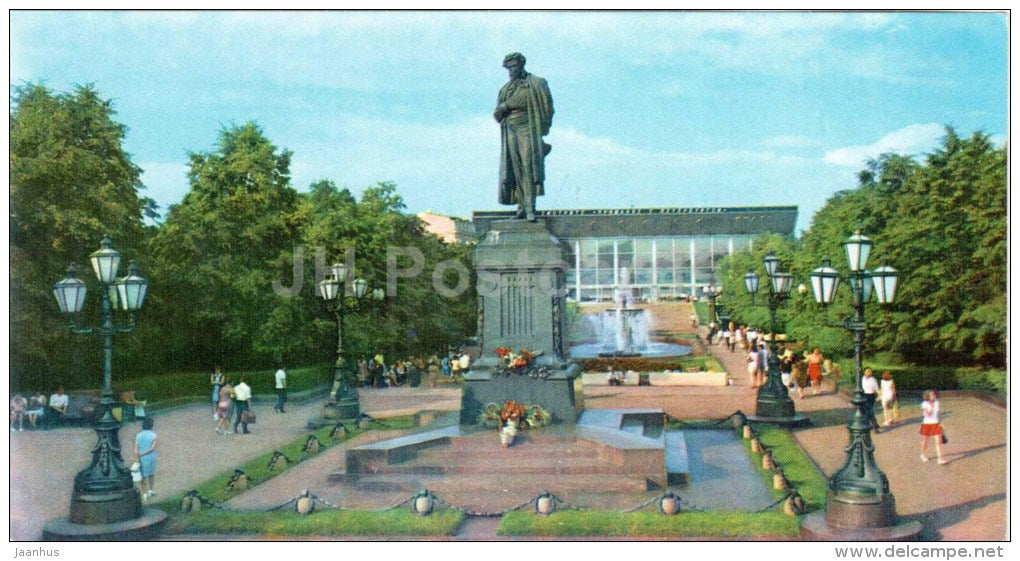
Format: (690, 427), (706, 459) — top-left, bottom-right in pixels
(571, 268), (692, 359)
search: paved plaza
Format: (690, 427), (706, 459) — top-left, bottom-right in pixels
(7, 307), (1007, 540)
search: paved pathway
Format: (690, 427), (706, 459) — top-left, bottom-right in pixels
(699, 325), (1008, 541)
(7, 388), (459, 541)
(8, 309), (1006, 541)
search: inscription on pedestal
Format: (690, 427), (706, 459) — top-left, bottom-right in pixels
(500, 272), (536, 338)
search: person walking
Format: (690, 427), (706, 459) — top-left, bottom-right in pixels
(746, 345), (761, 389)
(215, 378), (233, 434)
(862, 368), (881, 433)
(920, 390), (947, 464)
(806, 348), (824, 396)
(232, 377), (252, 434)
(134, 417), (158, 500)
(880, 371), (899, 426)
(210, 366), (224, 414)
(274, 365), (287, 413)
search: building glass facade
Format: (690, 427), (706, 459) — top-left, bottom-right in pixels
(565, 234), (756, 302)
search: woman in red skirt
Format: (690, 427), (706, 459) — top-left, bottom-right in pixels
(806, 348), (824, 396)
(919, 390), (947, 464)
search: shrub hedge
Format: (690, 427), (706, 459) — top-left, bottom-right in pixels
(834, 360), (1005, 397)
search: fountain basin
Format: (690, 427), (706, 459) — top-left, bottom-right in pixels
(570, 341), (692, 359)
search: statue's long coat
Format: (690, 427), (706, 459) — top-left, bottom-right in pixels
(497, 73), (554, 205)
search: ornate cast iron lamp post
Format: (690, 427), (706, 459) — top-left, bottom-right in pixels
(43, 236), (166, 540)
(311, 263), (384, 425)
(742, 252), (803, 424)
(801, 230), (919, 539)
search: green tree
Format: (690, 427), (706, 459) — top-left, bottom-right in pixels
(10, 83), (154, 389)
(881, 129), (1006, 366)
(147, 122), (301, 371)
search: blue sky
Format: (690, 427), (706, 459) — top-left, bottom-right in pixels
(9, 11), (1008, 234)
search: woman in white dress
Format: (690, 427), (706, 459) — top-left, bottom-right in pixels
(880, 371), (898, 426)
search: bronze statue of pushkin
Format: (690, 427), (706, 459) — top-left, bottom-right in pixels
(494, 52), (553, 221)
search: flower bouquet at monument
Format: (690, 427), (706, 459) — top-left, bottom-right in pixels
(499, 399), (527, 447)
(494, 347), (549, 378)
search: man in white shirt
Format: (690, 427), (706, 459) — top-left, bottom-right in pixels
(232, 377), (253, 434)
(459, 353), (471, 373)
(49, 387), (69, 425)
(274, 365), (287, 413)
(861, 368), (881, 433)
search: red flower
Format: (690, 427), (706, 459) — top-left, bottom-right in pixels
(496, 347), (511, 358)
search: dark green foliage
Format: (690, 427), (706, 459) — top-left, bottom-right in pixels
(10, 83), (155, 390)
(717, 128), (1005, 370)
(11, 84), (475, 389)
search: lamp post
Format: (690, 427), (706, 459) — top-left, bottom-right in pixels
(801, 230), (919, 539)
(310, 263), (384, 427)
(43, 236), (166, 540)
(743, 252), (804, 424)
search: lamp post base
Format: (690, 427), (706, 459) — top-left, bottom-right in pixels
(43, 508), (167, 541)
(307, 397), (361, 429)
(824, 490), (898, 529)
(799, 490), (922, 541)
(801, 511), (922, 541)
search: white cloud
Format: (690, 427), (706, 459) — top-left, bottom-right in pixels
(822, 123), (946, 167)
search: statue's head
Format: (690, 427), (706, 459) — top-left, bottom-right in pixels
(503, 52), (526, 79)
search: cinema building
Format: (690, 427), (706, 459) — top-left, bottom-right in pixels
(471, 206), (798, 302)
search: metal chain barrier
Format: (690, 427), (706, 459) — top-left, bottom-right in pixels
(431, 494), (535, 517)
(546, 492), (588, 512)
(183, 409), (806, 517)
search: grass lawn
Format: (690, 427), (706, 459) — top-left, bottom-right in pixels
(744, 424), (829, 511)
(168, 508), (464, 536)
(498, 423), (819, 538)
(498, 510), (799, 538)
(159, 413), (465, 537)
(156, 416), (416, 512)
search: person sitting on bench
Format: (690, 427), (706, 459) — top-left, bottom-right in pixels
(48, 387), (69, 425)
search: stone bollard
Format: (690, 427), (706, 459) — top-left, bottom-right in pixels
(535, 492), (555, 516)
(773, 471), (787, 491)
(330, 423), (347, 439)
(750, 438), (761, 453)
(412, 489), (434, 516)
(227, 470), (248, 492)
(659, 493), (679, 515)
(180, 492), (202, 513)
(296, 490), (314, 515)
(743, 425), (752, 439)
(763, 450), (775, 470)
(784, 493), (806, 516)
(304, 435), (320, 454)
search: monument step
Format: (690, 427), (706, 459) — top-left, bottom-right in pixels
(341, 472), (653, 494)
(441, 440), (601, 457)
(361, 457), (634, 476)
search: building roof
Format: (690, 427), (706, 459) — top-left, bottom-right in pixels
(471, 206), (798, 238)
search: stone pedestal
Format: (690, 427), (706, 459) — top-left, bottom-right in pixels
(463, 218), (579, 424)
